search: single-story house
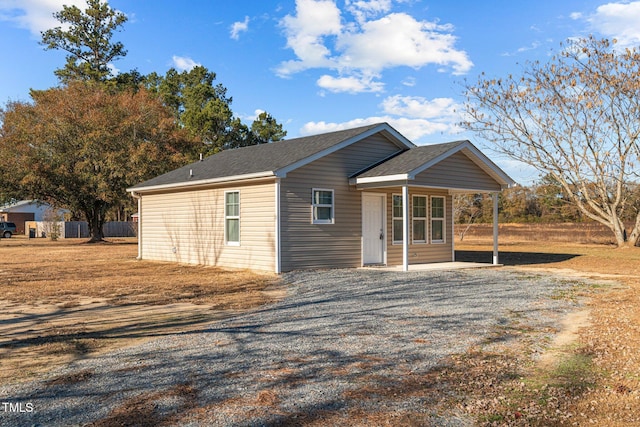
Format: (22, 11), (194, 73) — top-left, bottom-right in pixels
(0, 200), (67, 234)
(128, 123), (515, 273)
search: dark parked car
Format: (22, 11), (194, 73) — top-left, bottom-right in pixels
(0, 222), (17, 238)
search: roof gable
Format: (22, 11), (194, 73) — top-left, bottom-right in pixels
(353, 140), (515, 190)
(129, 122), (413, 192)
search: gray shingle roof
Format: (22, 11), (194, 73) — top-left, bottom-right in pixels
(355, 140), (468, 177)
(130, 123), (386, 190)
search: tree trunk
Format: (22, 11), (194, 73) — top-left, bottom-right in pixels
(610, 218), (627, 248)
(626, 212), (640, 248)
(84, 204), (106, 243)
(87, 222), (105, 243)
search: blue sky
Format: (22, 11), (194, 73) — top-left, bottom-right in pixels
(1, 0), (639, 183)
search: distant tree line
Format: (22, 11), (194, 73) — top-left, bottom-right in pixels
(455, 175), (640, 225)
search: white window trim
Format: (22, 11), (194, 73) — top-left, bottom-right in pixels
(392, 193), (403, 245)
(224, 190), (240, 246)
(430, 195), (445, 244)
(412, 195), (427, 244)
(311, 188), (335, 224)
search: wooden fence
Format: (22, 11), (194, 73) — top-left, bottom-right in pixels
(25, 221), (136, 238)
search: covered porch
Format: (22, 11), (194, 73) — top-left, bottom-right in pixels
(351, 140), (515, 272)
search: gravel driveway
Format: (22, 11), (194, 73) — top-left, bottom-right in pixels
(0, 268), (582, 426)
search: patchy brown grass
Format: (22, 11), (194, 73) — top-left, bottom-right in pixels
(449, 229), (640, 426)
(459, 222), (628, 245)
(0, 237), (283, 385)
(3, 229), (640, 426)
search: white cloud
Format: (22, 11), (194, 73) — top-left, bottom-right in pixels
(277, 0), (472, 93)
(501, 41), (541, 57)
(172, 55), (201, 72)
(380, 95), (460, 120)
(401, 76), (416, 87)
(107, 62), (120, 77)
(317, 74), (384, 93)
(278, 0), (342, 76)
(301, 94), (463, 141)
(346, 0), (392, 23)
(301, 116), (458, 141)
(580, 1), (640, 47)
(337, 13), (471, 74)
(0, 0), (87, 36)
(230, 16), (249, 40)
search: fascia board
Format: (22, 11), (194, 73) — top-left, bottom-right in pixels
(127, 171), (276, 193)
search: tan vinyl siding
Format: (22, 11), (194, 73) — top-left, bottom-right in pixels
(413, 151), (502, 192)
(280, 134), (402, 271)
(140, 181), (275, 271)
(380, 188), (453, 265)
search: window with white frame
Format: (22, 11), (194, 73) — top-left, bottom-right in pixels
(312, 189), (334, 224)
(431, 196), (445, 243)
(225, 191), (240, 245)
(392, 194), (403, 244)
(412, 195), (427, 243)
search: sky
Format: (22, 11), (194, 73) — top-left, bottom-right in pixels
(1, 0), (640, 184)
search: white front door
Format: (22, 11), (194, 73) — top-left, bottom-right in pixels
(362, 193), (385, 265)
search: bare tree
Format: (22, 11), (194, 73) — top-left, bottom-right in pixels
(463, 37), (640, 247)
(453, 194), (483, 241)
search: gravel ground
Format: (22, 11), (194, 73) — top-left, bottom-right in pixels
(0, 268), (583, 426)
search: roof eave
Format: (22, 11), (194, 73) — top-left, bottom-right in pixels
(127, 171), (276, 194)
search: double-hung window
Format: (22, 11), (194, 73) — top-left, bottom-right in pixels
(392, 194), (403, 244)
(431, 196), (445, 243)
(312, 189), (334, 224)
(225, 191), (240, 245)
(412, 195), (427, 243)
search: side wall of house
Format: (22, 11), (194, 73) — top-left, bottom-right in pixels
(280, 134), (402, 271)
(139, 181), (276, 271)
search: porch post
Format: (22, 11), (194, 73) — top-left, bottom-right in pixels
(492, 192), (499, 265)
(402, 185), (409, 272)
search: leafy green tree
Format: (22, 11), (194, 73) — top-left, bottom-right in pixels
(144, 67), (286, 155)
(463, 37), (640, 247)
(0, 82), (197, 241)
(251, 111), (287, 143)
(144, 66), (235, 154)
(41, 0), (127, 83)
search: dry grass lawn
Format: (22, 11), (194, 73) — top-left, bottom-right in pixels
(0, 237), (283, 385)
(451, 226), (640, 426)
(2, 225), (640, 426)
